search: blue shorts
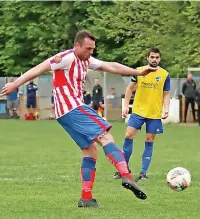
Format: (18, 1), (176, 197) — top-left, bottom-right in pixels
(57, 104), (112, 149)
(26, 98), (36, 108)
(128, 113), (163, 134)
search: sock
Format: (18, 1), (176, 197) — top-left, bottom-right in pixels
(122, 138), (133, 164)
(103, 142), (132, 179)
(141, 141), (153, 173)
(81, 157), (96, 200)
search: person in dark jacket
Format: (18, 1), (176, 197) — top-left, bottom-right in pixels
(26, 80), (38, 119)
(83, 90), (92, 105)
(182, 72), (196, 122)
(195, 86), (200, 126)
(92, 78), (103, 111)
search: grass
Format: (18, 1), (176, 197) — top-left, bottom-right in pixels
(0, 120), (200, 219)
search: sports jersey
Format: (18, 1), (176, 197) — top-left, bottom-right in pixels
(48, 49), (102, 118)
(131, 66), (170, 119)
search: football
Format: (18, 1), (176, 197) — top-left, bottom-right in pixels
(166, 167), (191, 191)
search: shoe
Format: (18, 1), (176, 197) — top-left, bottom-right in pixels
(122, 177), (147, 200)
(135, 172), (149, 182)
(113, 167), (132, 179)
(78, 198), (99, 208)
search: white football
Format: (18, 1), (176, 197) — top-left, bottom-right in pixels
(166, 167), (191, 191)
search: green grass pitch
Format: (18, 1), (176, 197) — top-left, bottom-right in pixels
(0, 120), (200, 219)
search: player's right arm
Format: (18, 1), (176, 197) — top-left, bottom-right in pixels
(1, 51), (73, 96)
(1, 60), (51, 96)
(123, 76), (137, 117)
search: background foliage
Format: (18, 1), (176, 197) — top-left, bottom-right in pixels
(0, 1), (199, 76)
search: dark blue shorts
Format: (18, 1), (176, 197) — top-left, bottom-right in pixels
(57, 104), (112, 149)
(26, 98), (36, 108)
(128, 113), (163, 134)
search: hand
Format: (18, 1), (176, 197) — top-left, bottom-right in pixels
(122, 106), (129, 118)
(139, 66), (158, 76)
(0, 82), (18, 97)
(162, 111), (169, 119)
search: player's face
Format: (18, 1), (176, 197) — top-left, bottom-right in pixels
(75, 37), (95, 61)
(187, 73), (193, 81)
(147, 52), (161, 67)
(94, 79), (99, 85)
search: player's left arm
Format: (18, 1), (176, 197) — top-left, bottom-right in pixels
(88, 57), (157, 76)
(162, 74), (171, 119)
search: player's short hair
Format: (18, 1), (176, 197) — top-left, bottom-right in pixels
(147, 48), (161, 57)
(74, 30), (96, 45)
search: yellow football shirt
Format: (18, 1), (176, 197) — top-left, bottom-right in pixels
(131, 66), (170, 119)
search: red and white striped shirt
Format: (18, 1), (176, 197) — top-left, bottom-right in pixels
(48, 49), (102, 118)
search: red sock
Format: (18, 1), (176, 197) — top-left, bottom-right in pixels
(107, 153), (132, 179)
(103, 143), (132, 179)
(81, 158), (96, 200)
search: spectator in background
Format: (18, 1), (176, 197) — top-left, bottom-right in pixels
(26, 79), (38, 120)
(182, 72), (196, 122)
(98, 97), (104, 117)
(83, 90), (92, 105)
(92, 78), (103, 111)
(195, 86), (200, 126)
(50, 91), (55, 119)
(107, 87), (118, 108)
(7, 77), (20, 119)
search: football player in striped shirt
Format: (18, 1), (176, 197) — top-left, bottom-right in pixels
(1, 30), (158, 208)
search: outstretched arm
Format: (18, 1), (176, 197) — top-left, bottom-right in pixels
(97, 62), (157, 76)
(1, 60), (51, 96)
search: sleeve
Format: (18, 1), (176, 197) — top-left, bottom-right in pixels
(48, 52), (74, 71)
(182, 82), (186, 94)
(88, 57), (103, 70)
(99, 85), (103, 98)
(163, 74), (170, 91)
(131, 76), (137, 83)
(88, 93), (91, 103)
(194, 81), (196, 90)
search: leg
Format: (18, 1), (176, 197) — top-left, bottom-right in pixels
(122, 113), (145, 165)
(113, 126), (138, 179)
(50, 104), (55, 119)
(113, 113), (144, 179)
(198, 105), (200, 125)
(136, 118), (163, 181)
(16, 108), (20, 117)
(122, 126), (138, 164)
(7, 100), (13, 118)
(13, 100), (20, 118)
(8, 109), (14, 118)
(58, 105), (147, 201)
(96, 132), (147, 200)
(184, 97), (190, 122)
(78, 142), (99, 208)
(190, 98), (196, 121)
(140, 133), (156, 174)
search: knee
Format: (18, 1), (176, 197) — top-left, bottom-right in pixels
(96, 132), (114, 146)
(145, 135), (155, 142)
(82, 142), (98, 160)
(125, 130), (136, 139)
